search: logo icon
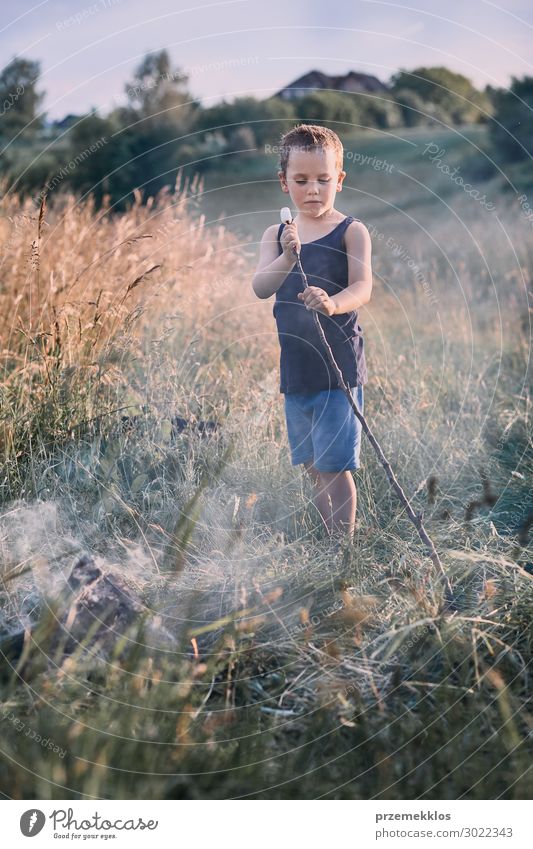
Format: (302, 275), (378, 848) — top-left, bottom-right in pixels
(20, 810), (46, 837)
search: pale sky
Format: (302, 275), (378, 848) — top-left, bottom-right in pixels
(1, 0), (532, 120)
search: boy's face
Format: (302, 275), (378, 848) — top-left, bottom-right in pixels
(278, 146), (346, 218)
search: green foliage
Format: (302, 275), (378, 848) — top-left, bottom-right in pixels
(121, 48), (200, 129)
(196, 95), (296, 150)
(103, 49), (202, 203)
(27, 50), (205, 209)
(357, 93), (404, 129)
(392, 88), (441, 127)
(0, 57), (45, 141)
(287, 89), (402, 131)
(61, 111), (135, 206)
(0, 54), (520, 211)
(63, 63), (202, 208)
(487, 75), (533, 164)
(295, 90), (363, 126)
(389, 66), (491, 124)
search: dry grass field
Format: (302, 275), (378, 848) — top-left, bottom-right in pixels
(0, 126), (532, 799)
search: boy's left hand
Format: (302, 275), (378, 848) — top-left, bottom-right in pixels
(298, 287), (336, 316)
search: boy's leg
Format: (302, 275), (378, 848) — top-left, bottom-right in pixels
(303, 460), (333, 533)
(309, 385), (364, 541)
(318, 470), (357, 540)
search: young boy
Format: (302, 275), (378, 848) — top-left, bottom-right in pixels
(252, 124), (372, 542)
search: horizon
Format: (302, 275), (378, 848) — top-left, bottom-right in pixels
(1, 0), (531, 122)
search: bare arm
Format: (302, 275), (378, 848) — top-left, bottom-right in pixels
(252, 224), (296, 299)
(331, 221), (373, 314)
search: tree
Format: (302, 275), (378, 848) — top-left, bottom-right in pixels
(487, 75), (533, 164)
(295, 91), (362, 127)
(354, 94), (404, 129)
(65, 111), (136, 208)
(389, 67), (491, 124)
(196, 96), (295, 149)
(392, 88), (436, 127)
(292, 90), (403, 130)
(0, 57), (45, 141)
(121, 49), (199, 129)
(109, 50), (202, 202)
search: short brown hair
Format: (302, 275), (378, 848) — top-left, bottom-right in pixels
(278, 123), (343, 174)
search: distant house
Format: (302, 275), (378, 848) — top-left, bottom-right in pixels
(274, 69), (389, 100)
(39, 114), (82, 140)
(52, 114), (82, 130)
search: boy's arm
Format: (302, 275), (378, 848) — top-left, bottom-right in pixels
(331, 221), (373, 314)
(252, 224), (295, 299)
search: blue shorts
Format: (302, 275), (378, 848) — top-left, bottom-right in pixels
(283, 385), (364, 472)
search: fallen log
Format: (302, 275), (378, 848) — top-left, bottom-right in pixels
(0, 554), (177, 681)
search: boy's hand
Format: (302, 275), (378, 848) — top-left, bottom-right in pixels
(298, 287), (337, 316)
(280, 222), (301, 260)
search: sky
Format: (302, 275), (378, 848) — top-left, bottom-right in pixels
(1, 0), (532, 120)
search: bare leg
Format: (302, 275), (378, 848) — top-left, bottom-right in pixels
(319, 470), (357, 541)
(303, 460), (332, 533)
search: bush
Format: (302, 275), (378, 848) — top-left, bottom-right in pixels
(389, 67), (491, 125)
(487, 75), (533, 164)
(196, 96), (296, 149)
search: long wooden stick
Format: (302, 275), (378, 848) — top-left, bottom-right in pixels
(288, 230), (452, 597)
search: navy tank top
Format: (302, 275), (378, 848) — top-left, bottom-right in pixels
(274, 215), (368, 394)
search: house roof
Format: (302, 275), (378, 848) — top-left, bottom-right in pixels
(274, 69), (388, 97)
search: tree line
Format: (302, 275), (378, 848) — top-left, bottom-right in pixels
(0, 51), (531, 209)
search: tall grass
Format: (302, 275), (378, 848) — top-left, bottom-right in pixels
(0, 154), (532, 799)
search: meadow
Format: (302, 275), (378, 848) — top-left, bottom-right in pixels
(0, 124), (532, 799)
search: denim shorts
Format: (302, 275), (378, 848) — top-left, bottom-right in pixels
(283, 385), (364, 472)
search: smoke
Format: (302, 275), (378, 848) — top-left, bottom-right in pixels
(0, 450), (318, 655)
(0, 498), (158, 634)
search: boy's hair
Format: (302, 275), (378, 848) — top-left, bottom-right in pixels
(278, 124), (343, 174)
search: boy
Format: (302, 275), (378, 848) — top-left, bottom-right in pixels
(252, 124), (372, 542)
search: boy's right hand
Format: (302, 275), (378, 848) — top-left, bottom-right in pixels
(280, 222), (301, 260)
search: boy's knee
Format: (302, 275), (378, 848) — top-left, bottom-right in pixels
(304, 463), (354, 488)
(317, 469), (352, 482)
